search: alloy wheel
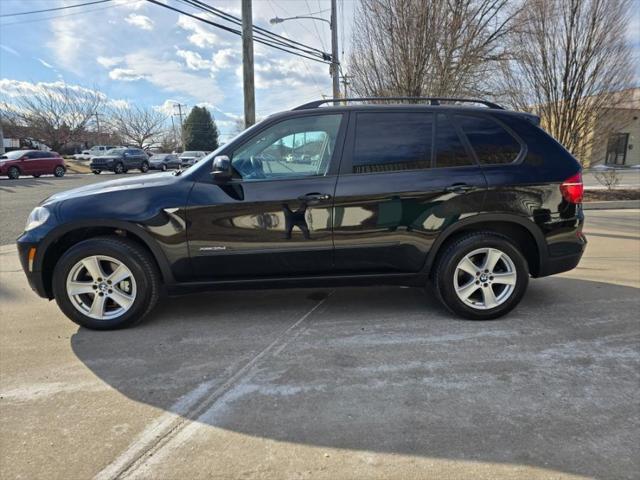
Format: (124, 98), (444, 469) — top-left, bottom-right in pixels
(66, 255), (137, 320)
(453, 247), (517, 310)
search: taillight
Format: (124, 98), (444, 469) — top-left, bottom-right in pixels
(560, 172), (584, 204)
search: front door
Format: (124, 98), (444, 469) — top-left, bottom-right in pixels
(187, 113), (346, 280)
(332, 110), (487, 273)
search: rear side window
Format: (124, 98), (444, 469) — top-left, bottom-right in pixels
(456, 115), (521, 164)
(435, 114), (475, 168)
(353, 112), (433, 174)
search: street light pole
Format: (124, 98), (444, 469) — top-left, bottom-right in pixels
(269, 2), (340, 100)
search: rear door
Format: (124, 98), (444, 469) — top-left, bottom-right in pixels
(187, 112), (347, 280)
(332, 110), (487, 274)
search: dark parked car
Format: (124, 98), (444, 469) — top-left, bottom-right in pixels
(0, 150), (66, 179)
(90, 147), (149, 174)
(17, 98), (586, 330)
(149, 153), (182, 171)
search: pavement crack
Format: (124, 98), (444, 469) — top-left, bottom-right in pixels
(94, 292), (333, 480)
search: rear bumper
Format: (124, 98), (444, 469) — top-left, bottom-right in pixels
(537, 231), (587, 277)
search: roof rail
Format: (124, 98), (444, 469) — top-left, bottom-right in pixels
(293, 97), (504, 110)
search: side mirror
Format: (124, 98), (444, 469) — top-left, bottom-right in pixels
(211, 155), (232, 182)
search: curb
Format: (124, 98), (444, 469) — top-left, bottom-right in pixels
(583, 200), (640, 210)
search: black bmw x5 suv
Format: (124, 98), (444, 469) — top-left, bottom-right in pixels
(17, 98), (586, 330)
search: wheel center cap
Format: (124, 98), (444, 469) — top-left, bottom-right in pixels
(480, 273), (489, 282)
(98, 283), (108, 292)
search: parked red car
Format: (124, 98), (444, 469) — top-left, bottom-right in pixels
(0, 150), (66, 179)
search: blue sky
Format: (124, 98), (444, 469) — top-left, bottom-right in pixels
(0, 0), (638, 140)
(0, 0), (353, 139)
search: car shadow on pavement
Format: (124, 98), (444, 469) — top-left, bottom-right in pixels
(70, 278), (640, 479)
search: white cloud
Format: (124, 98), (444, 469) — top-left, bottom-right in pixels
(0, 44), (19, 56)
(125, 14), (154, 31)
(37, 58), (54, 69)
(109, 99), (130, 109)
(212, 48), (237, 70)
(176, 49), (212, 70)
(109, 68), (147, 81)
(177, 14), (225, 48)
(97, 56), (123, 68)
(111, 51), (223, 104)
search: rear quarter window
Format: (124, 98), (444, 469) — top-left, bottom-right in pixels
(456, 115), (522, 165)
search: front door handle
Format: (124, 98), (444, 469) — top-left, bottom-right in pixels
(298, 193), (332, 203)
(445, 183), (474, 193)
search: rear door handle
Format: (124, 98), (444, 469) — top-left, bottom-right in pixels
(298, 193), (332, 203)
(445, 184), (474, 193)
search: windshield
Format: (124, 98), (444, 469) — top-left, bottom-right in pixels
(106, 148), (126, 155)
(1, 150), (27, 160)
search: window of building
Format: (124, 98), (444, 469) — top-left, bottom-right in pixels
(605, 133), (629, 166)
(352, 112), (433, 174)
(455, 114), (521, 165)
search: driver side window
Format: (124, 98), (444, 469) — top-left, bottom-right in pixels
(231, 114), (342, 181)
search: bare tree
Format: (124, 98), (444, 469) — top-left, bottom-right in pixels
(0, 83), (105, 151)
(108, 105), (166, 149)
(499, 0), (634, 163)
(349, 0), (514, 98)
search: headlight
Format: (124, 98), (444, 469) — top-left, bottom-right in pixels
(25, 206), (50, 231)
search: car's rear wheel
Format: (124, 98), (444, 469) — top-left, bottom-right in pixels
(7, 166), (20, 179)
(92, 170), (101, 175)
(140, 161), (149, 173)
(434, 232), (529, 320)
(114, 162), (124, 174)
(52, 237), (161, 330)
(54, 165), (66, 177)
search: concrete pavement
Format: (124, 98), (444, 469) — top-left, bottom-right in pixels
(0, 211), (638, 479)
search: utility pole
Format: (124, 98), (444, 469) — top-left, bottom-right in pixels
(330, 0), (339, 100)
(340, 74), (353, 99)
(241, 0), (255, 128)
(173, 102), (187, 151)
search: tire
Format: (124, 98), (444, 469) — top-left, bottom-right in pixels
(433, 232), (529, 320)
(161, 164), (167, 171)
(140, 161), (149, 173)
(114, 162), (124, 174)
(7, 166), (20, 179)
(52, 236), (161, 330)
(54, 165), (66, 177)
(33, 174), (41, 178)
(93, 170), (101, 175)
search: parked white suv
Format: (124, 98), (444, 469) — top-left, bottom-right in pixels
(74, 145), (117, 160)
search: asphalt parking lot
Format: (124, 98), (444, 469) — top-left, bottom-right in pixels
(1, 187), (639, 479)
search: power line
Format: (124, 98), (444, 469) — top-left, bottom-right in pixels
(0, 3), (120, 26)
(0, 0), (112, 17)
(178, 0), (329, 58)
(145, 0), (330, 64)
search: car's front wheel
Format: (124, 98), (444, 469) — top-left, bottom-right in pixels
(161, 164), (167, 171)
(114, 162), (125, 174)
(52, 237), (161, 330)
(92, 170), (101, 175)
(54, 165), (66, 177)
(140, 161), (149, 173)
(434, 232), (529, 320)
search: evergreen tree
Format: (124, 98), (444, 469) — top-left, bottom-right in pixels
(182, 106), (219, 151)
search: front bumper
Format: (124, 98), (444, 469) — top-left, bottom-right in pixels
(16, 239), (50, 298)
